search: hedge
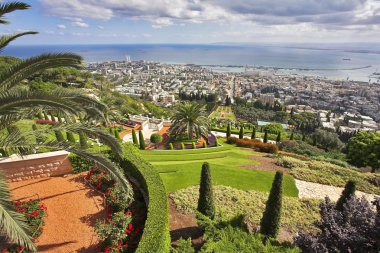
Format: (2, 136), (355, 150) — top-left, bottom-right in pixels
(119, 150), (170, 253)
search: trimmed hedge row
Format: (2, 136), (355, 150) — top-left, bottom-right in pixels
(119, 151), (170, 253)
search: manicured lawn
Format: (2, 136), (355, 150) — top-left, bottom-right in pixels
(141, 144), (298, 197)
(209, 106), (236, 121)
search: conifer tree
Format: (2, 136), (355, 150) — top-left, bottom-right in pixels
(79, 131), (88, 150)
(197, 162), (215, 219)
(132, 129), (138, 146)
(33, 124), (45, 144)
(336, 180), (356, 211)
(37, 112), (43, 119)
(276, 132), (281, 143)
(290, 131), (294, 140)
(54, 130), (65, 142)
(263, 130), (268, 143)
(251, 126), (256, 140)
(260, 171), (283, 239)
(139, 131), (146, 150)
(239, 126), (244, 139)
(226, 123), (231, 139)
(43, 111), (49, 120)
(66, 132), (76, 144)
(302, 134), (306, 142)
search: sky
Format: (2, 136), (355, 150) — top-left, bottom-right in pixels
(2, 0), (380, 45)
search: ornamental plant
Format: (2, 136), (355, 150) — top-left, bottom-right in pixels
(86, 170), (114, 192)
(150, 133), (163, 149)
(263, 130), (268, 143)
(105, 186), (132, 212)
(54, 130), (65, 142)
(226, 137), (238, 144)
(169, 143), (174, 150)
(251, 127), (256, 140)
(181, 142), (185, 149)
(226, 123), (231, 138)
(66, 132), (76, 144)
(336, 180), (356, 211)
(192, 142), (196, 149)
(260, 171), (283, 239)
(138, 131), (146, 150)
(79, 131), (88, 150)
(132, 129), (138, 146)
(239, 126), (244, 139)
(197, 162), (215, 219)
(203, 142), (207, 148)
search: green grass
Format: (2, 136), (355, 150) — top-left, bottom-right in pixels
(141, 144), (298, 197)
(209, 106), (236, 121)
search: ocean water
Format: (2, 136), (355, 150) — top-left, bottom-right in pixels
(4, 44), (380, 82)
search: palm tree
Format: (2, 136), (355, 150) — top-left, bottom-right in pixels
(170, 101), (210, 140)
(0, 2), (132, 251)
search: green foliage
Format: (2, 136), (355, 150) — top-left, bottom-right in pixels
(43, 111), (49, 120)
(312, 128), (343, 151)
(276, 132), (281, 143)
(336, 180), (356, 211)
(139, 131), (146, 150)
(260, 171), (283, 238)
(289, 132), (294, 140)
(169, 143), (174, 150)
(54, 130), (65, 142)
(203, 142), (207, 148)
(197, 163), (215, 219)
(226, 123), (231, 138)
(173, 185), (318, 235)
(263, 130), (268, 143)
(251, 127), (256, 140)
(150, 133), (163, 145)
(66, 132), (76, 144)
(132, 129), (138, 146)
(263, 123), (284, 134)
(105, 186), (131, 212)
(347, 131), (380, 173)
(79, 131), (88, 150)
(69, 154), (95, 173)
(277, 156), (380, 195)
(181, 142), (185, 150)
(239, 126), (244, 139)
(119, 144), (170, 253)
(192, 142), (196, 149)
(171, 238), (195, 253)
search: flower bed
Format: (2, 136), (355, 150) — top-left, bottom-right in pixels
(2, 199), (47, 253)
(35, 119), (58, 125)
(86, 170), (146, 253)
(227, 137), (278, 154)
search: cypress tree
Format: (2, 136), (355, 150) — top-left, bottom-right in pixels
(226, 123), (231, 139)
(50, 114), (56, 122)
(169, 143), (174, 150)
(302, 134), (306, 142)
(54, 130), (65, 142)
(263, 130), (268, 143)
(276, 132), (281, 143)
(197, 162), (215, 219)
(290, 131), (294, 140)
(114, 128), (121, 141)
(251, 127), (256, 140)
(57, 115), (63, 123)
(138, 131), (146, 150)
(192, 142), (196, 149)
(66, 132), (76, 144)
(181, 142), (185, 149)
(132, 129), (138, 146)
(336, 180), (356, 211)
(239, 126), (244, 139)
(260, 171), (283, 239)
(33, 124), (45, 144)
(37, 112), (43, 119)
(79, 131), (88, 150)
(43, 111), (49, 120)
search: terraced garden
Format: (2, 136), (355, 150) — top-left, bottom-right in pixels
(208, 106), (236, 121)
(141, 143), (298, 196)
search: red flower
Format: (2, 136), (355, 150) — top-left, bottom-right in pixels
(2, 249), (8, 253)
(128, 223), (133, 231)
(117, 241), (122, 248)
(104, 246), (109, 253)
(32, 210), (39, 217)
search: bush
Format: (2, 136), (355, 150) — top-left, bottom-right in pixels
(254, 142), (279, 154)
(236, 138), (261, 148)
(139, 131), (146, 150)
(260, 171), (283, 239)
(54, 130), (65, 142)
(69, 154), (96, 173)
(279, 140), (325, 157)
(132, 129), (138, 146)
(171, 238), (195, 253)
(79, 131), (88, 150)
(150, 133), (163, 147)
(263, 123), (284, 134)
(239, 126), (244, 139)
(119, 144), (170, 253)
(105, 186), (132, 212)
(197, 163), (215, 219)
(86, 170), (114, 192)
(169, 143), (174, 150)
(66, 132), (76, 144)
(192, 142), (196, 149)
(295, 197), (380, 253)
(336, 180), (356, 211)
(181, 142), (185, 150)
(203, 142), (207, 148)
(226, 136), (238, 144)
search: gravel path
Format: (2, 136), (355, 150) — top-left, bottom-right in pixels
(10, 172), (105, 253)
(296, 179), (379, 202)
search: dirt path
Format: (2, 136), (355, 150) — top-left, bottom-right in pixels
(242, 155), (289, 173)
(169, 198), (203, 249)
(9, 173), (105, 253)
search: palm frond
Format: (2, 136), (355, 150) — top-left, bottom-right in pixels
(0, 171), (36, 251)
(0, 53), (83, 91)
(0, 2), (30, 24)
(0, 32), (38, 51)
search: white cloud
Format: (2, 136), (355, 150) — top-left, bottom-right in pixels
(57, 24), (66, 29)
(97, 25), (104, 29)
(71, 21), (89, 28)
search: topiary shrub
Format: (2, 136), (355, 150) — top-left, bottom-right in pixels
(226, 123), (231, 138)
(54, 130), (65, 142)
(239, 126), (244, 139)
(169, 143), (174, 150)
(192, 142), (196, 149)
(254, 142), (279, 154)
(171, 238), (195, 253)
(139, 131), (146, 150)
(251, 127), (256, 140)
(181, 142), (185, 150)
(150, 133), (163, 149)
(197, 162), (215, 219)
(66, 132), (76, 144)
(263, 130), (268, 143)
(260, 171), (283, 239)
(132, 129), (138, 146)
(203, 142), (207, 148)
(226, 137), (238, 144)
(336, 180), (356, 211)
(79, 131), (88, 150)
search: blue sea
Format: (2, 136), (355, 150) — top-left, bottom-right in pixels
(4, 43), (380, 82)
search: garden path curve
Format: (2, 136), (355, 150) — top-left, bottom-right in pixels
(10, 172), (105, 253)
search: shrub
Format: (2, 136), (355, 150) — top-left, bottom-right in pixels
(35, 119), (57, 125)
(336, 180), (356, 211)
(254, 142), (279, 154)
(251, 127), (256, 140)
(66, 132), (76, 144)
(105, 186), (132, 212)
(203, 142), (207, 148)
(197, 162), (215, 219)
(171, 238), (195, 253)
(239, 126), (244, 139)
(226, 136), (238, 144)
(132, 129), (138, 146)
(181, 142), (185, 150)
(263, 130), (268, 143)
(139, 131), (146, 150)
(169, 143), (174, 150)
(54, 130), (65, 142)
(279, 140), (326, 157)
(150, 133), (163, 147)
(69, 154), (95, 173)
(86, 170), (114, 192)
(226, 123), (231, 138)
(79, 131), (88, 150)
(192, 142), (196, 149)
(295, 197), (380, 253)
(236, 138), (261, 148)
(263, 123), (284, 134)
(260, 171), (283, 239)
(276, 132), (281, 143)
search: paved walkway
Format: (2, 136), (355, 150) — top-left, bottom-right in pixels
(9, 173), (105, 253)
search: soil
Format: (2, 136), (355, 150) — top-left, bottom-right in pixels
(169, 198), (204, 250)
(242, 155), (290, 173)
(9, 172), (105, 253)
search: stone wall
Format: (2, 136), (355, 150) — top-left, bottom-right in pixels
(0, 151), (73, 182)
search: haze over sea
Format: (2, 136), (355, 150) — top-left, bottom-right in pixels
(5, 43), (380, 82)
